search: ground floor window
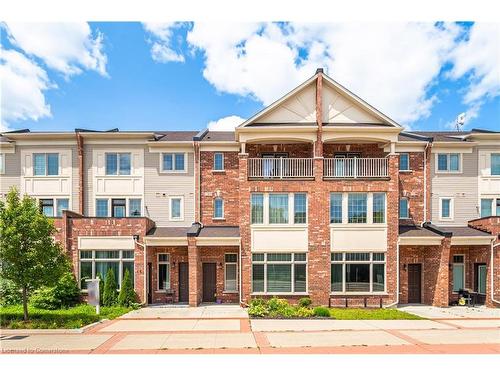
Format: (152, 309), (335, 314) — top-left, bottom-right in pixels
(157, 253), (171, 290)
(79, 250), (134, 290)
(252, 252), (307, 293)
(452, 255), (465, 292)
(331, 252), (385, 293)
(224, 253), (238, 291)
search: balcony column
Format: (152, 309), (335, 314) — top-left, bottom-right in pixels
(389, 141), (396, 155)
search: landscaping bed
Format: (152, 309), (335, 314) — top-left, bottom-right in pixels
(248, 297), (424, 320)
(0, 304), (133, 329)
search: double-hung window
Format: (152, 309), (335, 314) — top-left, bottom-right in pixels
(162, 153), (185, 172)
(293, 193), (307, 224)
(40, 199), (55, 217)
(33, 153), (59, 176)
(399, 153), (410, 171)
(452, 255), (465, 292)
(0, 153), (5, 174)
(251, 193), (307, 225)
(480, 198), (493, 217)
(112, 199), (126, 218)
(251, 194), (264, 224)
(213, 153), (224, 171)
(491, 154), (500, 176)
(79, 250), (134, 290)
(214, 197), (224, 219)
(106, 153), (131, 175)
(157, 254), (170, 290)
(39, 198), (69, 217)
(224, 254), (238, 292)
(129, 199), (142, 217)
(95, 198), (141, 217)
(330, 193), (343, 223)
(399, 198), (409, 219)
(331, 252), (385, 293)
(437, 153), (460, 173)
(96, 199), (109, 217)
(252, 253), (307, 294)
(372, 193), (386, 223)
(269, 194), (289, 224)
(56, 198), (69, 217)
(348, 193), (367, 223)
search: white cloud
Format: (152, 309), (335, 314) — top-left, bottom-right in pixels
(0, 48), (54, 130)
(187, 22), (463, 126)
(207, 115), (245, 131)
(143, 22), (186, 63)
(4, 22), (107, 77)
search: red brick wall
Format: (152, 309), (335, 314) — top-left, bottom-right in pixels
(200, 151), (240, 226)
(399, 152), (426, 226)
(246, 143), (313, 158)
(323, 143), (387, 158)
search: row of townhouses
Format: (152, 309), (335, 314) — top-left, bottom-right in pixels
(1, 69), (499, 308)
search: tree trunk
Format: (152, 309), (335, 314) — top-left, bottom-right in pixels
(22, 286), (28, 321)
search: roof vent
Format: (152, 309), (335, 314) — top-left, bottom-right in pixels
(316, 68), (324, 74)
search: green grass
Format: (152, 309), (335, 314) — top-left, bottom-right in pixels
(0, 304), (133, 329)
(328, 308), (424, 320)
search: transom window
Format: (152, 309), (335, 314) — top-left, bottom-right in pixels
(106, 153), (131, 175)
(330, 192), (386, 224)
(213, 197), (224, 219)
(33, 153), (59, 176)
(213, 153), (224, 171)
(251, 193), (307, 225)
(331, 252), (385, 293)
(224, 253), (238, 292)
(95, 198), (142, 217)
(252, 252), (307, 294)
(399, 153), (410, 171)
(158, 253), (171, 290)
(162, 153), (185, 172)
(39, 198), (69, 217)
(79, 250), (134, 290)
(437, 153), (460, 172)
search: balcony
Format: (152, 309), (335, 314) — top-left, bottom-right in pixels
(324, 157), (389, 179)
(248, 158), (314, 179)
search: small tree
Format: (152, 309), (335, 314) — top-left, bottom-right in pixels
(118, 269), (136, 307)
(102, 268), (118, 306)
(0, 188), (67, 320)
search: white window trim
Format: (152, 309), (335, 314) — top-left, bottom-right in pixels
(33, 152), (60, 176)
(79, 250), (134, 291)
(251, 252), (308, 295)
(105, 152), (132, 176)
(399, 197), (410, 219)
(94, 197), (142, 218)
(330, 252), (387, 295)
(489, 152), (500, 176)
(213, 197), (225, 219)
(224, 253), (238, 292)
(160, 152), (187, 173)
(329, 192), (387, 225)
(439, 197), (454, 221)
(251, 193), (308, 227)
(0, 153), (5, 174)
(169, 196), (184, 221)
(399, 153), (411, 171)
(452, 254), (465, 293)
(38, 197), (71, 217)
(213, 152), (225, 171)
(435, 153), (462, 174)
(157, 253), (171, 292)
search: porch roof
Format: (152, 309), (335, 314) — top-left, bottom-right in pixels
(147, 227), (190, 237)
(198, 226), (240, 238)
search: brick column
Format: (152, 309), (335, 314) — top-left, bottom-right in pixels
(433, 236), (451, 307)
(188, 237), (201, 306)
(386, 154), (399, 305)
(238, 153), (252, 304)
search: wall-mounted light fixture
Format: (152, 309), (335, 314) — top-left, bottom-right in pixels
(403, 264), (407, 272)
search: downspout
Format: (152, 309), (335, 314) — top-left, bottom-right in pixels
(491, 240), (500, 305)
(384, 238), (400, 308)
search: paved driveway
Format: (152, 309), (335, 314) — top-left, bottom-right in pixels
(1, 305), (499, 354)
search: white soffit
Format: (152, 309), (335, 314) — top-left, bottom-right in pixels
(78, 236), (135, 250)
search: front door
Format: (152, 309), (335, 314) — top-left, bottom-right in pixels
(178, 262), (189, 303)
(408, 264), (422, 303)
(202, 263), (217, 302)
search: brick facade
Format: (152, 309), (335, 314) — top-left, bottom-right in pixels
(399, 152), (426, 226)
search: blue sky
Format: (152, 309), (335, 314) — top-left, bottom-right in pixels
(1, 22), (498, 133)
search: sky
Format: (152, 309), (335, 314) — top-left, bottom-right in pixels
(1, 22), (499, 133)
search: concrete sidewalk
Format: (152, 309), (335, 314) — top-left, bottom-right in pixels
(398, 305), (500, 319)
(120, 304), (248, 319)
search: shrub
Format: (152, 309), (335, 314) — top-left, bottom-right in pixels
(248, 303), (268, 317)
(0, 278), (22, 306)
(298, 297), (312, 308)
(102, 269), (118, 306)
(313, 306), (331, 317)
(295, 306), (314, 318)
(267, 297), (289, 312)
(30, 272), (80, 310)
(249, 298), (266, 307)
(117, 269), (136, 307)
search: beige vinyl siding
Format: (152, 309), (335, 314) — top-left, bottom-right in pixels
(144, 150), (195, 227)
(0, 151), (21, 196)
(431, 149), (478, 226)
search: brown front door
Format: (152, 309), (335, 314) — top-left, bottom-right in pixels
(408, 264), (422, 303)
(202, 263), (217, 302)
(178, 262), (189, 303)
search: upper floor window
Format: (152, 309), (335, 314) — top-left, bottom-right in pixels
(162, 153), (185, 172)
(330, 193), (343, 224)
(437, 153), (460, 173)
(129, 198), (142, 217)
(214, 197), (224, 219)
(213, 153), (224, 171)
(112, 198), (126, 217)
(348, 193), (367, 223)
(0, 153), (5, 174)
(106, 153), (131, 175)
(250, 193), (307, 225)
(399, 197), (409, 219)
(169, 196), (184, 221)
(39, 198), (69, 217)
(491, 154), (500, 176)
(439, 197), (453, 220)
(95, 198), (141, 218)
(480, 198), (499, 217)
(330, 193), (386, 224)
(399, 153), (410, 171)
(372, 193), (386, 223)
(34, 153), (59, 176)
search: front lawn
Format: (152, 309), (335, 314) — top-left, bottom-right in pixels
(248, 297), (424, 320)
(0, 304), (133, 329)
